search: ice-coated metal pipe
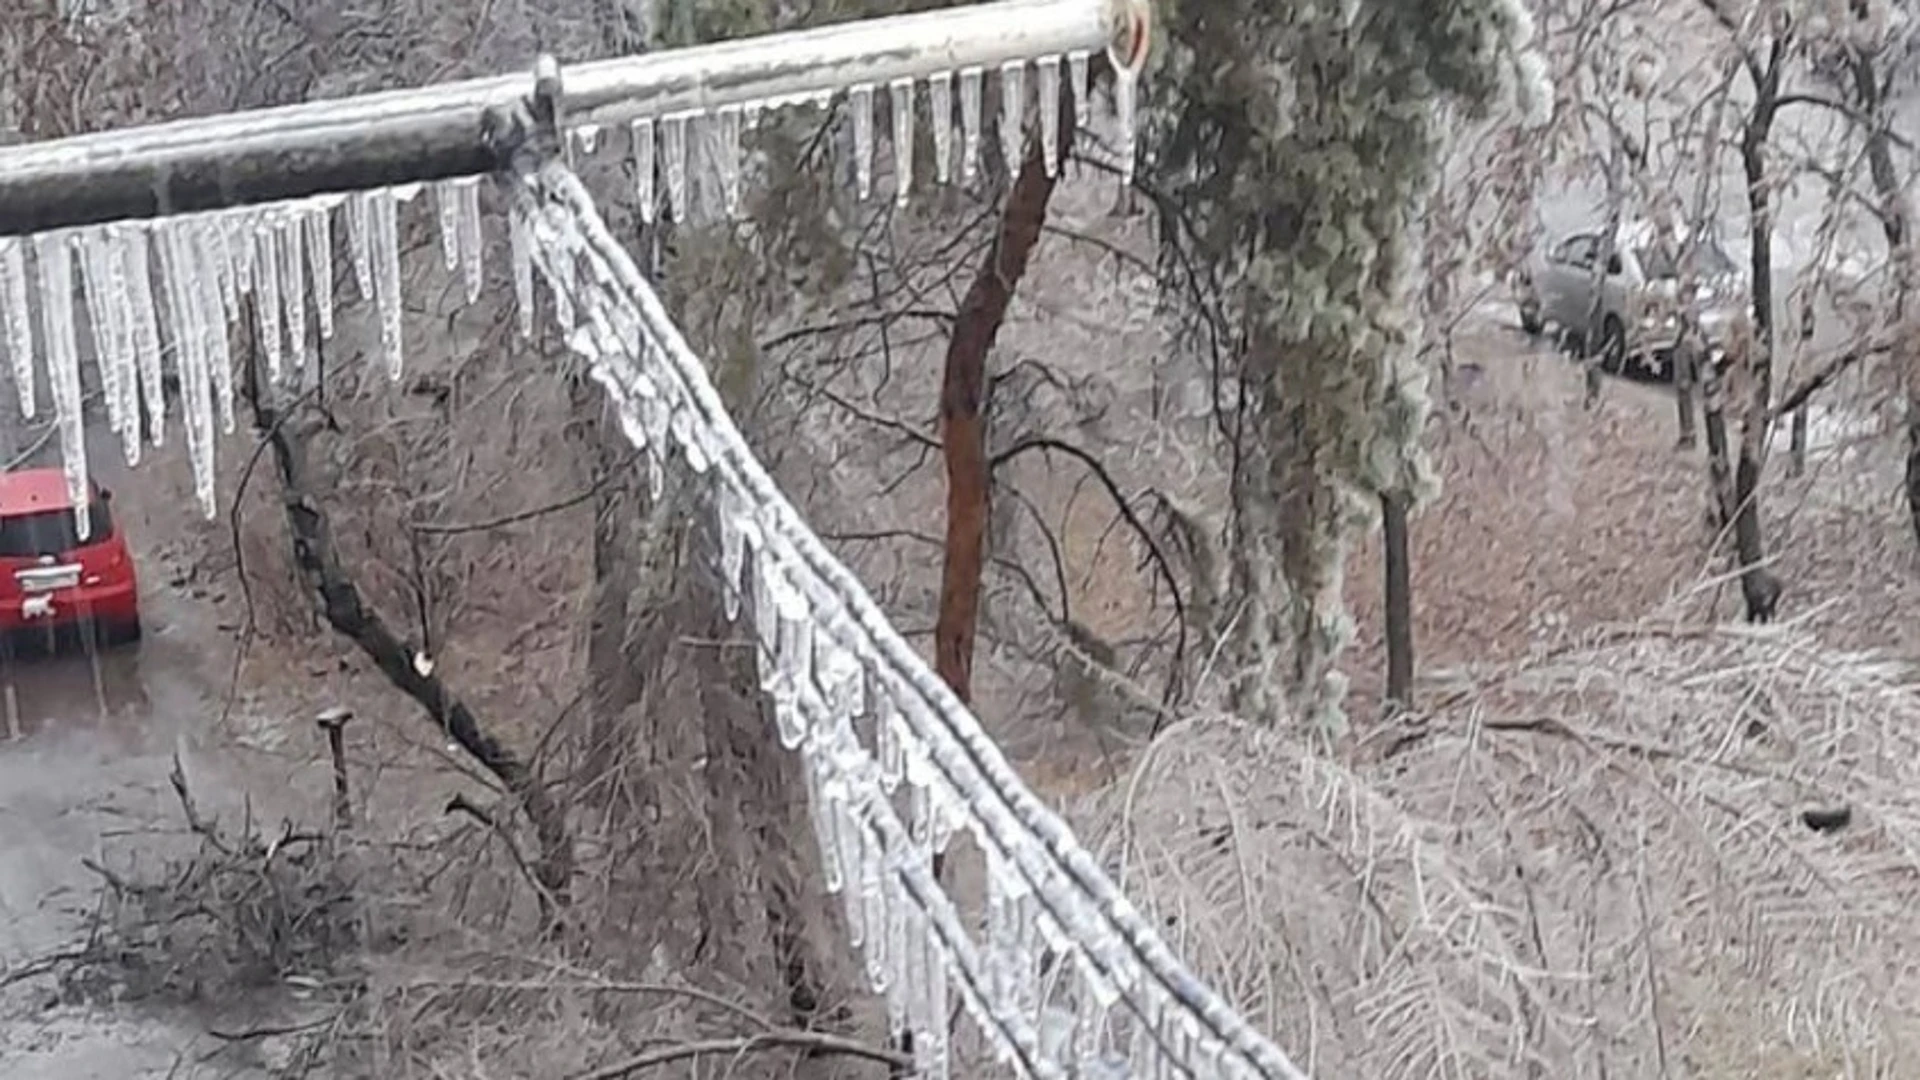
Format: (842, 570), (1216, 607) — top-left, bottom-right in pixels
(0, 0), (1143, 236)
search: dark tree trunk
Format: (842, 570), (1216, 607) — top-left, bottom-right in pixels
(1729, 72), (1785, 623)
(934, 94), (1069, 707)
(1380, 489), (1414, 714)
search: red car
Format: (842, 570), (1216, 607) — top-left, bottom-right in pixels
(0, 468), (141, 646)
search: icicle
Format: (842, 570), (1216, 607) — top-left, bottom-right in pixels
(958, 67), (983, 182)
(663, 114), (690, 223)
(837, 789), (867, 945)
(90, 228), (142, 464)
(158, 226), (215, 516)
(1, 239), (36, 418)
(920, 926), (951, 1080)
(884, 871), (912, 1035)
(76, 230), (123, 441)
(765, 566), (814, 750)
(645, 440), (665, 501)
(253, 226), (284, 385)
(226, 215), (254, 301)
(1073, 969), (1112, 1061)
(631, 118), (657, 224)
(455, 178), (484, 304)
(433, 181), (460, 271)
(304, 204), (335, 340)
(889, 79), (915, 206)
(999, 61), (1026, 179)
(749, 543), (780, 660)
(850, 84), (875, 201)
(123, 229), (166, 447)
(861, 819), (889, 992)
(803, 739), (845, 893)
(193, 223), (236, 436)
(371, 190), (405, 380)
(929, 71), (954, 185)
(279, 217), (309, 374)
(510, 203), (534, 337)
(1188, 1033), (1225, 1077)
(209, 215), (238, 321)
(78, 231), (130, 465)
(1070, 51), (1092, 130)
(903, 901), (931, 1049)
(716, 107), (743, 218)
(33, 234), (89, 538)
(716, 485), (754, 621)
(876, 693), (904, 792)
(99, 231), (142, 464)
(1115, 67), (1139, 185)
(1037, 56), (1061, 177)
(983, 840), (1015, 1005)
(346, 191), (374, 301)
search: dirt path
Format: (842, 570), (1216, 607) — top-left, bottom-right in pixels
(0, 426), (314, 1079)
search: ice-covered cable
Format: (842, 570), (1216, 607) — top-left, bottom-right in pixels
(511, 159), (1309, 1080)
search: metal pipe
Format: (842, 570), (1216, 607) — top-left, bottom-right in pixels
(0, 0), (1130, 236)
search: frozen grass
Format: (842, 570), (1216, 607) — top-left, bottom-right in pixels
(1073, 609), (1920, 1078)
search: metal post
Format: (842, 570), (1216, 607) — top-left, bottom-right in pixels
(316, 706), (353, 832)
(0, 0), (1141, 236)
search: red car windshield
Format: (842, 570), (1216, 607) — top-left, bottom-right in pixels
(0, 500), (114, 558)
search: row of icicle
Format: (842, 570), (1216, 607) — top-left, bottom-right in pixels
(0, 52), (1133, 543)
(509, 159), (1304, 1080)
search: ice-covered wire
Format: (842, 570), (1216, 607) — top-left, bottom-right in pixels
(509, 158), (1310, 1080)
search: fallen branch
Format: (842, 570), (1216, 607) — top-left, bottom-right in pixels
(570, 1030), (910, 1080)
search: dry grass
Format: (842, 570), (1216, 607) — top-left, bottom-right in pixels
(1073, 612), (1920, 1078)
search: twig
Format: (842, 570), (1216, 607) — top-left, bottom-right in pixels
(445, 792), (558, 918)
(569, 1031), (910, 1080)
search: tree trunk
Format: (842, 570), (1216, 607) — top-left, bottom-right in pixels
(1730, 96), (1784, 623)
(934, 90), (1069, 707)
(1380, 489), (1413, 714)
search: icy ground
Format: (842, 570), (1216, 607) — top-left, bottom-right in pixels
(0, 423), (321, 1079)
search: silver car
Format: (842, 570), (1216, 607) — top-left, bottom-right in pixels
(1514, 223), (1745, 375)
